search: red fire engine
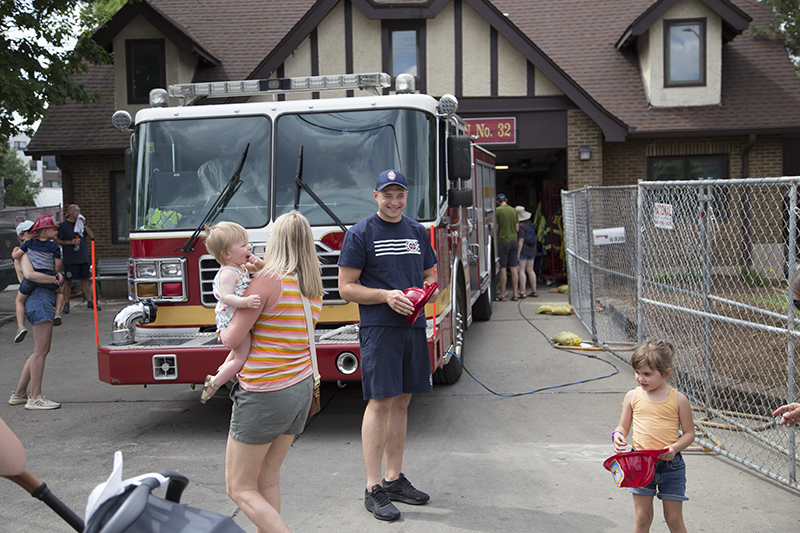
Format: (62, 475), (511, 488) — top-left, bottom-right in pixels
(100, 72), (497, 387)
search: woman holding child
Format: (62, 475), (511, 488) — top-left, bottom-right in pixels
(218, 211), (323, 532)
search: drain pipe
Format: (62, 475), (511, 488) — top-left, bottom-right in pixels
(741, 134), (757, 268)
(111, 300), (157, 345)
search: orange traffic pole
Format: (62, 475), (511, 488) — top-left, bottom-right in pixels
(91, 239), (99, 346)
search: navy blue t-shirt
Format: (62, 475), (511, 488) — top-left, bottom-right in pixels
(57, 219), (89, 265)
(338, 213), (437, 328)
(20, 238), (61, 273)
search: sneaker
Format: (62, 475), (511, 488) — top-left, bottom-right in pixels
(14, 327), (27, 343)
(87, 301), (101, 311)
(382, 473), (430, 505)
(25, 396), (61, 410)
(8, 392), (28, 406)
(53, 314), (62, 326)
(62, 302), (70, 314)
(364, 484), (401, 521)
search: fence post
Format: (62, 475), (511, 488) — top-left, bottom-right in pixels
(585, 189), (597, 344)
(789, 182), (797, 482)
(700, 183), (713, 406)
(636, 182), (643, 344)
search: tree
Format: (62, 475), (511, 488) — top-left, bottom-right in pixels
(755, 0), (800, 73)
(0, 0), (117, 139)
(0, 137), (41, 207)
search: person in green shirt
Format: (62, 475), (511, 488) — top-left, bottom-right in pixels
(495, 193), (519, 301)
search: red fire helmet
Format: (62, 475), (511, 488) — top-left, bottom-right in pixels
(31, 215), (58, 231)
(402, 282), (439, 325)
(603, 448), (669, 488)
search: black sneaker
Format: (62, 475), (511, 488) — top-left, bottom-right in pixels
(364, 484), (400, 521)
(382, 473), (429, 505)
(62, 302), (70, 314)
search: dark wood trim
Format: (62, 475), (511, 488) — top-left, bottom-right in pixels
(490, 27), (498, 97)
(381, 24), (390, 95)
(464, 0), (629, 141)
(458, 96), (578, 113)
(454, 0), (462, 97)
(628, 126), (800, 140)
(277, 64), (285, 102)
(351, 0), (450, 20)
(93, 2), (218, 64)
(345, 0), (354, 97)
(527, 61), (535, 97)
(418, 21), (427, 94)
(311, 28), (319, 99)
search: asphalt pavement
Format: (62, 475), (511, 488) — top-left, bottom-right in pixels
(0, 284), (798, 532)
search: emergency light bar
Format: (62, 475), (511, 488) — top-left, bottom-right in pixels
(168, 72), (392, 99)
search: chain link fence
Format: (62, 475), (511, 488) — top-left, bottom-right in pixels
(563, 178), (800, 492)
(0, 205), (63, 299)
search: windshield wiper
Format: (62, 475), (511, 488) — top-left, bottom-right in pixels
(293, 146), (348, 234)
(181, 143), (250, 252)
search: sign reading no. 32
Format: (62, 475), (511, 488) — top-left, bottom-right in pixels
(464, 117), (516, 144)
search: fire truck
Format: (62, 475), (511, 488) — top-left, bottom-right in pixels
(100, 72), (497, 387)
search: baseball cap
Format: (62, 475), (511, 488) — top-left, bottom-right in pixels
(496, 193), (508, 202)
(376, 169), (408, 191)
(16, 220), (34, 235)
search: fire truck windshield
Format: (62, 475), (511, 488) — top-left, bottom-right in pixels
(274, 108), (437, 224)
(132, 116), (270, 231)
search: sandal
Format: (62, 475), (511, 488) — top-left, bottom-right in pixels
(520, 293), (527, 299)
(511, 296), (520, 301)
(531, 292), (539, 297)
(200, 374), (219, 404)
(495, 295), (506, 302)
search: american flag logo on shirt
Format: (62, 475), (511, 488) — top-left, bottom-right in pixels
(374, 239), (421, 256)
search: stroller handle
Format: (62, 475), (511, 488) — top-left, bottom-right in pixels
(4, 470), (85, 532)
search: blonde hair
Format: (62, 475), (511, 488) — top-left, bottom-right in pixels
(204, 221), (248, 264)
(791, 268), (800, 299)
(259, 211), (324, 299)
(630, 339), (675, 376)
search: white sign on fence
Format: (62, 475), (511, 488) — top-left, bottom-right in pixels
(593, 227), (626, 246)
(654, 203), (674, 229)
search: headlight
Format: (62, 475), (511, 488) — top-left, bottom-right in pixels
(135, 263), (158, 278)
(160, 262), (182, 277)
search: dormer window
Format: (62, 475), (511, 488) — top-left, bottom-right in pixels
(126, 39), (166, 105)
(383, 20), (425, 93)
(664, 19), (706, 87)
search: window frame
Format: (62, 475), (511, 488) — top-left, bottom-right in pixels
(663, 18), (706, 88)
(647, 154), (730, 221)
(382, 20), (426, 94)
(126, 39), (167, 105)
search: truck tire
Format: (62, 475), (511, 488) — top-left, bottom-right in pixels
(433, 283), (465, 384)
(472, 284), (492, 321)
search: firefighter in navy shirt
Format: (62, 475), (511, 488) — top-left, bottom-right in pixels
(338, 169), (438, 521)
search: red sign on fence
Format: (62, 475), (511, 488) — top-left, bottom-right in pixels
(464, 117), (516, 145)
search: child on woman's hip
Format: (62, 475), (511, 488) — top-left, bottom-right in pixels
(200, 222), (263, 403)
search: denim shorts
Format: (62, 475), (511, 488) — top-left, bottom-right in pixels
(359, 326), (433, 400)
(19, 276), (59, 296)
(228, 377), (312, 445)
(628, 452), (688, 501)
(25, 286), (56, 325)
(519, 254), (535, 262)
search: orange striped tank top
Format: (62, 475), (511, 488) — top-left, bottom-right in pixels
(237, 273), (322, 392)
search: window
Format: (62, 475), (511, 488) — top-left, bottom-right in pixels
(664, 19), (706, 87)
(13, 140), (27, 150)
(648, 154), (730, 220)
(383, 21), (425, 92)
(110, 171), (130, 244)
(46, 180), (60, 188)
(126, 39), (166, 104)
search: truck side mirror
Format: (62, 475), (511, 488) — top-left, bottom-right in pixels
(124, 148), (133, 188)
(448, 187), (474, 208)
(448, 135), (471, 182)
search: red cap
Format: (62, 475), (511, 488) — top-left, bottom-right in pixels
(603, 448), (669, 488)
(31, 215), (57, 231)
(402, 282), (439, 325)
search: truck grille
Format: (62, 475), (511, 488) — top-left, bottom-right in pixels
(199, 245), (343, 306)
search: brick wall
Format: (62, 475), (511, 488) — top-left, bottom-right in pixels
(603, 134), (784, 185)
(60, 154), (128, 259)
(567, 109), (603, 189)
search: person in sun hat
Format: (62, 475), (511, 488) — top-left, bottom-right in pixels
(338, 169), (438, 521)
(515, 205), (538, 298)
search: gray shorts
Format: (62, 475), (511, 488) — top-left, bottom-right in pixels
(228, 377), (313, 445)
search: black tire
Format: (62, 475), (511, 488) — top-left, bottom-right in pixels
(433, 283), (465, 384)
(472, 283), (492, 321)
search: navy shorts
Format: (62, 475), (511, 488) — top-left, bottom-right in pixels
(498, 241), (518, 269)
(359, 326), (433, 400)
(64, 262), (91, 280)
(25, 286), (56, 325)
(628, 452), (688, 501)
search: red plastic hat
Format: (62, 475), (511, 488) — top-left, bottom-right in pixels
(403, 282), (439, 324)
(31, 215), (58, 231)
(603, 448), (668, 488)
